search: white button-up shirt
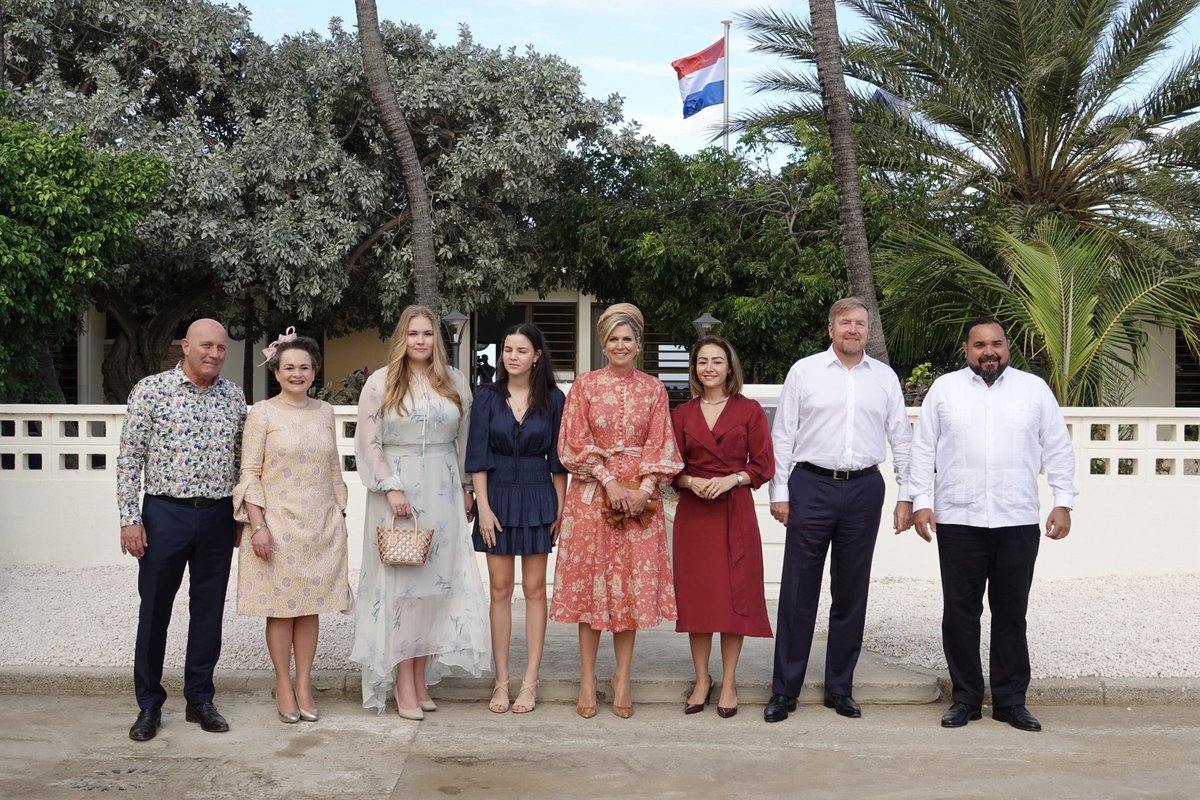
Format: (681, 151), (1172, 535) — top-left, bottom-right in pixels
(769, 347), (912, 503)
(908, 366), (1076, 528)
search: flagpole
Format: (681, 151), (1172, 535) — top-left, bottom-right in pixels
(722, 19), (731, 152)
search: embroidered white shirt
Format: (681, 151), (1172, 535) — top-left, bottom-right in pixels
(908, 366), (1076, 528)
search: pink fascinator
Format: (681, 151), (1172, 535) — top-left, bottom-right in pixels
(258, 326), (298, 366)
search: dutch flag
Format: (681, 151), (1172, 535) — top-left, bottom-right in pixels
(672, 38), (725, 119)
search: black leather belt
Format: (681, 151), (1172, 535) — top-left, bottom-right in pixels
(798, 462), (879, 481)
(152, 495), (227, 508)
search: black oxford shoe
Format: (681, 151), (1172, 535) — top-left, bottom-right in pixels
(185, 701), (230, 733)
(129, 708), (161, 741)
(940, 701), (983, 728)
(823, 692), (862, 718)
(992, 704), (1042, 732)
(763, 693), (797, 723)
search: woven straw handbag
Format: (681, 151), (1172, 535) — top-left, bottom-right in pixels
(376, 513), (435, 566)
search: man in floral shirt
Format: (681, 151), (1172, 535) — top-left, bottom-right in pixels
(117, 319), (247, 741)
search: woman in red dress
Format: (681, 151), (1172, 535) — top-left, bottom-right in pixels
(550, 303), (682, 719)
(671, 336), (774, 718)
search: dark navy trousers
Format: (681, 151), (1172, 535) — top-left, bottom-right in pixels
(133, 495), (235, 710)
(936, 523), (1040, 707)
(772, 466), (884, 698)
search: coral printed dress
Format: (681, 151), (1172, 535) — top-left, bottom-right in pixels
(549, 368), (683, 631)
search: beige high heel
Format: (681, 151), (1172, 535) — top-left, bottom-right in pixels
(489, 680), (511, 713)
(395, 689), (424, 721)
(576, 674), (598, 719)
(512, 680), (539, 714)
(612, 674), (634, 719)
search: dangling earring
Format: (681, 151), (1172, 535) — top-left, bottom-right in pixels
(533, 360), (539, 368)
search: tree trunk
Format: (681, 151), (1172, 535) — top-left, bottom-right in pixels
(36, 340), (66, 403)
(94, 282), (220, 402)
(808, 0), (889, 362)
(354, 0), (439, 311)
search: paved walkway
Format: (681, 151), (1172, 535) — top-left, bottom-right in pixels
(2, 693), (1198, 799)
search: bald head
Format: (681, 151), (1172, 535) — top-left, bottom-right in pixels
(181, 318), (228, 387)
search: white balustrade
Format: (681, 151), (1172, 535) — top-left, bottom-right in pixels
(2, 399), (1199, 590)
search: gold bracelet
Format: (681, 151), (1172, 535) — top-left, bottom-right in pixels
(251, 523), (267, 534)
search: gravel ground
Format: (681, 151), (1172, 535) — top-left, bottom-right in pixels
(1, 565), (1196, 679)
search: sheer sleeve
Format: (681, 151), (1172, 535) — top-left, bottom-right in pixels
(465, 386), (496, 474)
(452, 367), (473, 488)
(232, 402), (269, 523)
(742, 397), (775, 489)
(547, 387), (567, 475)
(558, 375), (613, 484)
(635, 376), (683, 492)
(355, 368), (405, 494)
(325, 402), (348, 512)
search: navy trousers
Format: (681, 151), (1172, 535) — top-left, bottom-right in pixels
(772, 466), (884, 697)
(936, 523), (1040, 707)
(133, 495), (236, 710)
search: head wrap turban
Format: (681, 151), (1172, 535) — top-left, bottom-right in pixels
(596, 303), (645, 342)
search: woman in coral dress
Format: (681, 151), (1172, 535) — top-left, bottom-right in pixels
(351, 305), (489, 719)
(671, 336), (774, 720)
(550, 303), (683, 719)
(234, 331), (351, 724)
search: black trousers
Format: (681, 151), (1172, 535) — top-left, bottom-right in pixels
(936, 523), (1040, 707)
(772, 467), (884, 697)
(133, 495), (236, 710)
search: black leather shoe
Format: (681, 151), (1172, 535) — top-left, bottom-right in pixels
(185, 702), (230, 733)
(940, 701), (983, 728)
(823, 692), (862, 718)
(129, 708), (161, 741)
(763, 693), (797, 723)
(992, 704), (1042, 732)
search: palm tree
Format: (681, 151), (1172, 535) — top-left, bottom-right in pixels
(739, 0), (1200, 256)
(354, 0), (439, 310)
(806, 0), (889, 361)
(882, 218), (1200, 405)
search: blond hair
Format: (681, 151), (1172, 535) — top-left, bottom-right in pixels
(383, 305), (464, 416)
(827, 296), (870, 325)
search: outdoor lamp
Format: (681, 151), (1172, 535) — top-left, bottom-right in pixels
(692, 312), (721, 339)
(442, 309), (468, 368)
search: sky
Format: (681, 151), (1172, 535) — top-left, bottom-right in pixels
(231, 0), (838, 154)
(231, 1), (1199, 155)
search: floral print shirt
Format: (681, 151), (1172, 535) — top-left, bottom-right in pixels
(116, 363), (247, 526)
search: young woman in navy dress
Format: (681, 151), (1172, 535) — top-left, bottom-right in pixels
(466, 324), (567, 714)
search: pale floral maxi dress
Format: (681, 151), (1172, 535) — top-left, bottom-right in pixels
(351, 367), (490, 712)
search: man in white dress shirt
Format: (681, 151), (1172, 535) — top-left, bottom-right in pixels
(764, 297), (912, 723)
(908, 317), (1075, 732)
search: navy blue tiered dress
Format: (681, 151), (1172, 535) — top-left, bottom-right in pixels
(465, 386), (567, 555)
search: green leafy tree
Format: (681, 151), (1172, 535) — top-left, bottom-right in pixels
(542, 130), (938, 381)
(0, 116), (167, 401)
(737, 0), (1200, 254)
(4, 0), (636, 399)
(883, 218), (1200, 404)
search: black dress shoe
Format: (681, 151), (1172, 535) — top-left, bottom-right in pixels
(185, 702), (230, 733)
(129, 708), (161, 741)
(823, 692), (861, 718)
(940, 701), (983, 728)
(992, 704), (1042, 732)
(763, 693), (797, 723)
